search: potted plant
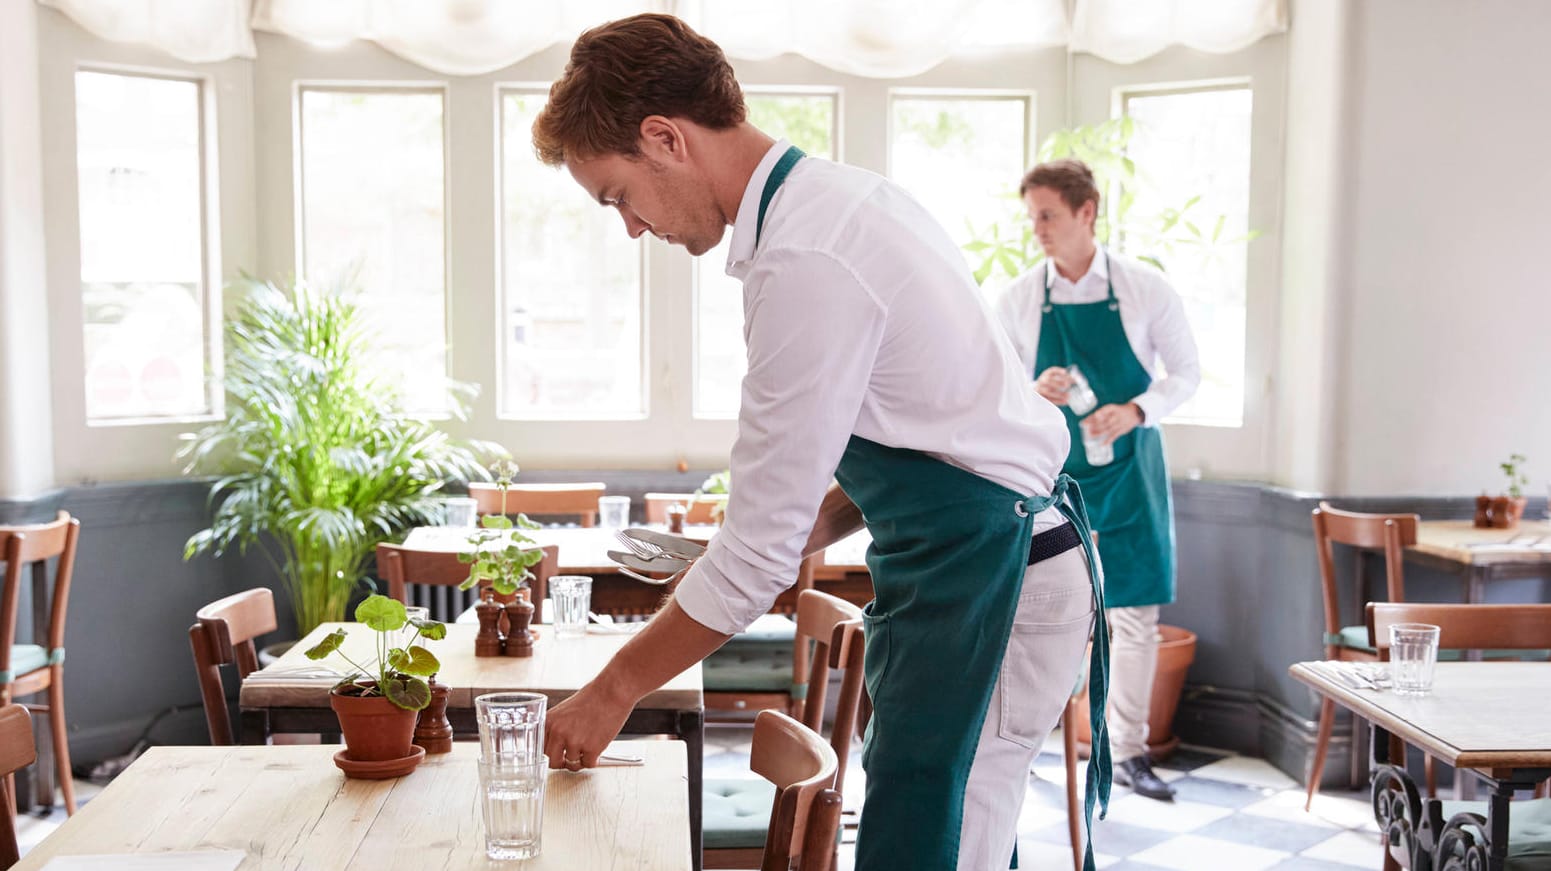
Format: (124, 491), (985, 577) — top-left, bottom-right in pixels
(179, 277), (496, 642)
(692, 468), (731, 525)
(1489, 453), (1530, 529)
(458, 461), (547, 652)
(304, 593), (446, 777)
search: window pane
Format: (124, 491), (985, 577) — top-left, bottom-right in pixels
(500, 91), (643, 419)
(1120, 88), (1253, 427)
(75, 71), (211, 421)
(299, 89), (446, 414)
(694, 92), (837, 418)
(889, 95), (1030, 276)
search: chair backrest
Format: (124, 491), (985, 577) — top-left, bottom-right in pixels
(751, 710), (838, 871)
(189, 588), (278, 745)
(793, 589), (865, 790)
(376, 541), (559, 623)
(0, 512), (80, 695)
(1312, 501), (1419, 655)
(0, 704), (35, 866)
(644, 493), (722, 526)
(1367, 602), (1551, 655)
(471, 482), (606, 527)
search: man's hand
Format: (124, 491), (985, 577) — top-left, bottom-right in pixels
(544, 680), (634, 771)
(1083, 402), (1144, 445)
(1035, 367), (1072, 405)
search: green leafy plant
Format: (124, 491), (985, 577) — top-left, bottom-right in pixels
(693, 468), (731, 524)
(963, 116), (1260, 285)
(1500, 453), (1529, 499)
(457, 460), (546, 596)
(179, 277), (497, 637)
(304, 594), (446, 710)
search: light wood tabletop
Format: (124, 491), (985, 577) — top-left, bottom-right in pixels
(239, 622), (702, 712)
(1289, 660), (1551, 770)
(1412, 520), (1551, 567)
(14, 742), (690, 871)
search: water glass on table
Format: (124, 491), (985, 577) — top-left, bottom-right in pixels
(475, 692), (548, 860)
(400, 606), (430, 649)
(1389, 622), (1440, 695)
(599, 495), (630, 529)
(550, 576), (592, 639)
(443, 496), (478, 527)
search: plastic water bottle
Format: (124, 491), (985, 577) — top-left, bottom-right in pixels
(1066, 365), (1098, 416)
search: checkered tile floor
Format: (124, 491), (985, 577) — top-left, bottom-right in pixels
(704, 723), (1384, 870)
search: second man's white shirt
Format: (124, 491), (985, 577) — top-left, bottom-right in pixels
(993, 249), (1201, 425)
(672, 140), (1072, 636)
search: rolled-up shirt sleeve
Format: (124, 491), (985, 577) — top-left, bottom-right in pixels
(1130, 273), (1201, 425)
(673, 248), (886, 635)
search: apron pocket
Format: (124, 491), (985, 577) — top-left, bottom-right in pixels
(997, 588), (1095, 751)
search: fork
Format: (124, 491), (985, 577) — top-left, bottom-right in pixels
(614, 529), (672, 561)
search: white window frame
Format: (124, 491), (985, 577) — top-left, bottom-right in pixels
(883, 87), (1038, 180)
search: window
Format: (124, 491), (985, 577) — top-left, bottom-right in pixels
(888, 92), (1033, 284)
(499, 89), (644, 419)
(694, 90), (839, 418)
(75, 70), (212, 422)
(1119, 86), (1253, 427)
(297, 88), (447, 414)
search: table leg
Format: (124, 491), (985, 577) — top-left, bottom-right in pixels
(1370, 725), (1422, 869)
(678, 708), (704, 871)
(239, 709), (270, 745)
(29, 564), (53, 813)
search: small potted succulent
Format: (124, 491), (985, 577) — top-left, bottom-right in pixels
(458, 461), (546, 654)
(305, 594), (445, 777)
(1488, 453), (1531, 529)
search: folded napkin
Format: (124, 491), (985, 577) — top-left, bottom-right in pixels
(243, 666), (342, 683)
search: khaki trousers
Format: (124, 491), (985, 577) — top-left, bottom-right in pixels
(1105, 604), (1161, 762)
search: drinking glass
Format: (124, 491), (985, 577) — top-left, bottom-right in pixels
(549, 576), (592, 639)
(1066, 365), (1099, 416)
(1082, 428), (1114, 467)
(598, 495), (630, 529)
(443, 496), (477, 527)
(475, 692), (547, 765)
(400, 606), (430, 649)
(479, 756), (546, 860)
(1389, 623), (1440, 695)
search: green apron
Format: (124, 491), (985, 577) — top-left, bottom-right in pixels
(752, 146), (1112, 871)
(1033, 254), (1176, 609)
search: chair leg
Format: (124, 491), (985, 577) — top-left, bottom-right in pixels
(1063, 698), (1082, 871)
(1306, 697), (1336, 811)
(48, 680), (75, 815)
(0, 773), (18, 869)
(1424, 755), (1437, 799)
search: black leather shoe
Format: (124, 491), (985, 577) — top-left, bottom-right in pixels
(1114, 755), (1175, 801)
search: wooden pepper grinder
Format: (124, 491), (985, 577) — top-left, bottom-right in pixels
(414, 678), (454, 754)
(503, 597), (535, 657)
(474, 589), (504, 657)
(666, 502), (687, 535)
(1474, 494), (1493, 529)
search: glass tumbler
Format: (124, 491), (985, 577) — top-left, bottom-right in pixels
(1389, 623), (1440, 695)
(549, 576), (592, 639)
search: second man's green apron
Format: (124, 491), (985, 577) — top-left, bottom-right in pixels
(1033, 254), (1176, 609)
(753, 145), (1112, 871)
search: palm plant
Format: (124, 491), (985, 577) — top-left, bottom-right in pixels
(179, 277), (496, 637)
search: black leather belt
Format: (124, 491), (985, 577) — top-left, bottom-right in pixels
(1028, 521), (1082, 566)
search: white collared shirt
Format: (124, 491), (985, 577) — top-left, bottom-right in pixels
(672, 140), (1071, 635)
(993, 248), (1201, 425)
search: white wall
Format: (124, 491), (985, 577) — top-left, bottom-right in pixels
(1331, 0), (1551, 495)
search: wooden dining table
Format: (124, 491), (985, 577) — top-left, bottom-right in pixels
(1405, 520), (1551, 603)
(13, 742), (690, 870)
(1290, 660), (1551, 871)
(239, 622), (705, 868)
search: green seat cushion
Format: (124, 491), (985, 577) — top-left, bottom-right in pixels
(1437, 798), (1551, 870)
(704, 645), (793, 693)
(721, 614), (798, 649)
(1331, 625), (1377, 654)
(7, 644), (47, 678)
(703, 777), (776, 848)
(1331, 626), (1547, 662)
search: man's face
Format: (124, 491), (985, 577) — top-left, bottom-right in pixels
(1024, 186), (1095, 263)
(566, 149), (726, 257)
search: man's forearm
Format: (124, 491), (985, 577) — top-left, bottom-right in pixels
(803, 482), (864, 557)
(592, 599), (732, 707)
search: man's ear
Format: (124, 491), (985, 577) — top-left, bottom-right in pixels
(639, 116), (688, 163)
(1079, 199), (1098, 233)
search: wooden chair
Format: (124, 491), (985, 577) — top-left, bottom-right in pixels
(376, 541), (558, 624)
(470, 482), (606, 527)
(0, 511), (79, 815)
(0, 704), (36, 868)
(645, 492), (723, 526)
(704, 556), (819, 718)
(706, 589), (866, 869)
(748, 710), (840, 871)
(189, 588), (279, 745)
(1307, 501), (1418, 810)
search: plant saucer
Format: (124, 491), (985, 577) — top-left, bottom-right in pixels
(333, 744), (426, 780)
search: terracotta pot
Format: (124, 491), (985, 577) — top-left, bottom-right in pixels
(1489, 496), (1528, 529)
(1074, 624), (1197, 760)
(330, 683), (420, 763)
